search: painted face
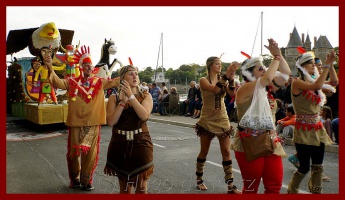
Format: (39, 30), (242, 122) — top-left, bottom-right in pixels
(82, 62), (92, 76)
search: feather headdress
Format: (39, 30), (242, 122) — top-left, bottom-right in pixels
(74, 45), (92, 69)
(295, 46), (336, 106)
(240, 51), (265, 82)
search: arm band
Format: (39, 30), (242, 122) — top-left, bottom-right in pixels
(272, 79), (282, 88)
(216, 82), (224, 88)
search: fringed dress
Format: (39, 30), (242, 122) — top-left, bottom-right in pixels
(195, 80), (231, 139)
(104, 93), (154, 183)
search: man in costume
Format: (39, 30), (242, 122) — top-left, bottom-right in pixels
(45, 45), (120, 191)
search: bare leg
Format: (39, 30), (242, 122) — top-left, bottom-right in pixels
(134, 179), (149, 194)
(118, 179), (132, 194)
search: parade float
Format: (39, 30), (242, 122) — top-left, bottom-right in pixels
(7, 22), (123, 125)
(7, 22), (76, 124)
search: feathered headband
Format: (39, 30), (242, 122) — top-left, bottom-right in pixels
(74, 45), (92, 68)
(240, 51), (265, 82)
(295, 46), (336, 106)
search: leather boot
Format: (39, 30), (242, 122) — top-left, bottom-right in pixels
(287, 170), (305, 193)
(308, 164), (323, 194)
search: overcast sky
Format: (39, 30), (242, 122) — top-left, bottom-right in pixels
(6, 6), (339, 71)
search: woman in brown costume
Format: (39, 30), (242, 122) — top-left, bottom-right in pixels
(287, 49), (337, 194)
(194, 56), (241, 194)
(104, 64), (154, 194)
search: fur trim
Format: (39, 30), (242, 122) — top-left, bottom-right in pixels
(241, 56), (264, 82)
(297, 52), (315, 65)
(296, 62), (335, 106)
(275, 71), (289, 82)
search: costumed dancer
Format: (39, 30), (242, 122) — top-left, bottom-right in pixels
(45, 45), (120, 191)
(104, 58), (154, 194)
(194, 54), (241, 194)
(287, 47), (338, 194)
(230, 38), (291, 193)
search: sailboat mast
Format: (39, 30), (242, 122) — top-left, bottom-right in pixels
(161, 33), (164, 75)
(154, 33), (163, 82)
(261, 12), (263, 55)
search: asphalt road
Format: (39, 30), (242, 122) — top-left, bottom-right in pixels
(6, 118), (339, 194)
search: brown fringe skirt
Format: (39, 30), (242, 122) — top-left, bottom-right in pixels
(195, 124), (231, 140)
(104, 131), (154, 183)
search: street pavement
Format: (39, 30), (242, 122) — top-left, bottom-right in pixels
(5, 113), (339, 195)
(6, 113), (338, 152)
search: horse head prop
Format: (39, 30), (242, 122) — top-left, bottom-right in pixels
(95, 38), (123, 79)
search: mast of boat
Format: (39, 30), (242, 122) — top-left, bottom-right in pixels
(251, 12), (263, 56)
(261, 11), (263, 55)
(154, 33), (163, 82)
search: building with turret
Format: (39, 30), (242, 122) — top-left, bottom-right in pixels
(284, 26), (334, 76)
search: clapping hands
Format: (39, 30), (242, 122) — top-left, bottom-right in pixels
(264, 38), (281, 56)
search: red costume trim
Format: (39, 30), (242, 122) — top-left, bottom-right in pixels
(302, 90), (321, 105)
(295, 121), (323, 131)
(68, 76), (103, 103)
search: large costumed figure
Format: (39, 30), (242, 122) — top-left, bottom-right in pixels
(7, 22), (74, 103)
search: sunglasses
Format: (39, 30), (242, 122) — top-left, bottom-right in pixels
(258, 66), (264, 72)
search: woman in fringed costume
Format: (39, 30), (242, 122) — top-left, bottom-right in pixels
(287, 48), (338, 194)
(194, 55), (241, 194)
(104, 62), (154, 194)
(231, 38), (291, 194)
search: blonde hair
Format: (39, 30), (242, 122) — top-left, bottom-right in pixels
(118, 65), (141, 94)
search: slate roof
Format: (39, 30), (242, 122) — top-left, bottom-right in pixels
(286, 26), (303, 48)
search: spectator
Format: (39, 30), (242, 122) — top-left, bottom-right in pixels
(282, 75), (295, 107)
(192, 84), (203, 119)
(158, 87), (179, 116)
(275, 99), (286, 125)
(331, 118), (339, 144)
(276, 104), (296, 140)
(180, 81), (197, 116)
(320, 106), (333, 141)
(155, 89), (169, 116)
(161, 82), (168, 91)
(150, 82), (161, 114)
(140, 82), (149, 92)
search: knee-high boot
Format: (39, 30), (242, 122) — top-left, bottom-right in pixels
(196, 157), (207, 190)
(222, 160), (241, 194)
(196, 157), (206, 180)
(287, 170), (306, 193)
(308, 164), (323, 194)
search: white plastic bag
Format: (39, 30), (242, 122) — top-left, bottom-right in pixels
(239, 78), (274, 130)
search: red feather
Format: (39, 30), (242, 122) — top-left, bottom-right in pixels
(240, 51), (251, 59)
(129, 57), (133, 66)
(297, 46), (306, 54)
